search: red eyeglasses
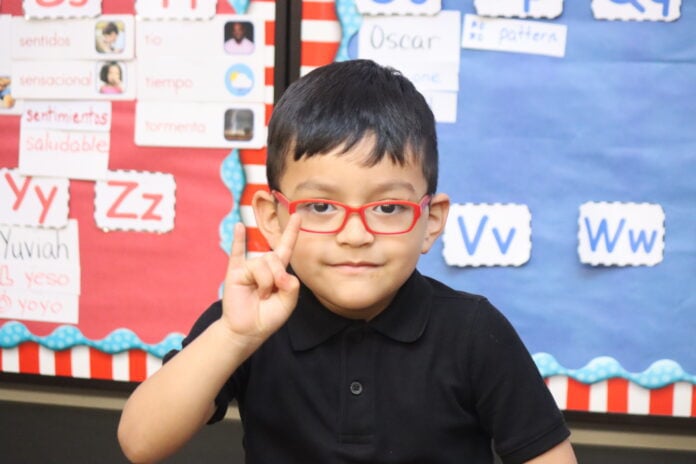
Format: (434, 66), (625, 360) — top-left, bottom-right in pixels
(272, 191), (430, 235)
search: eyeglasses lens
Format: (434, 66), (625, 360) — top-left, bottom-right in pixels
(294, 201), (416, 234)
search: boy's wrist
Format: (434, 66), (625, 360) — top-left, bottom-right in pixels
(209, 318), (267, 357)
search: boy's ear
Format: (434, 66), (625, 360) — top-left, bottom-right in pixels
(421, 193), (450, 254)
(252, 189), (283, 250)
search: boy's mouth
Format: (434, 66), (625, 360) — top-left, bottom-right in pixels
(330, 262), (379, 273)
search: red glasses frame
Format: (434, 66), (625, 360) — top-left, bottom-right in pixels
(272, 191), (431, 235)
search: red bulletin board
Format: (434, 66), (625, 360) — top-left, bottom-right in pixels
(0, 0), (275, 381)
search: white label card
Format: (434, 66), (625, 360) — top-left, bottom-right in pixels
(0, 168), (70, 229)
(591, 0), (681, 22)
(421, 90), (457, 123)
(138, 57), (264, 103)
(442, 203), (532, 267)
(358, 9), (460, 123)
(22, 100), (112, 131)
(0, 220), (81, 324)
(578, 202), (665, 266)
(11, 15), (135, 60)
(136, 15), (264, 58)
(12, 60), (136, 100)
(358, 10), (461, 69)
(462, 14), (567, 58)
(135, 101), (266, 149)
(94, 170), (176, 233)
(355, 0), (442, 16)
(23, 0), (102, 19)
(19, 129), (110, 181)
(475, 0), (564, 19)
(392, 61), (459, 92)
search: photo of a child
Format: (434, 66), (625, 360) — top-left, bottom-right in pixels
(95, 20), (125, 54)
(98, 61), (124, 94)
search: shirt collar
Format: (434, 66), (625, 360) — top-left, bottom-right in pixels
(288, 270), (432, 351)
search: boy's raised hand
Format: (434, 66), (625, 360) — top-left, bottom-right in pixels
(221, 215), (302, 343)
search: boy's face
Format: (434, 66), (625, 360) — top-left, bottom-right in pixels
(254, 137), (449, 320)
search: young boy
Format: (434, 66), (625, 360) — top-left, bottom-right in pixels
(96, 21), (121, 54)
(118, 59), (576, 463)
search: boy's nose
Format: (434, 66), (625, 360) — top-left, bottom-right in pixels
(335, 212), (374, 245)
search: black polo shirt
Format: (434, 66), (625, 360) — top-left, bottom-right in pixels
(169, 270), (569, 463)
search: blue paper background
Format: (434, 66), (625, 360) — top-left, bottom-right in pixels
(411, 1), (696, 375)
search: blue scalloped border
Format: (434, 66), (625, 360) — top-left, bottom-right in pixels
(0, 321), (182, 358)
(219, 148), (246, 255)
(534, 353), (696, 389)
(227, 0), (250, 14)
(335, 0), (362, 62)
(1, 321), (695, 388)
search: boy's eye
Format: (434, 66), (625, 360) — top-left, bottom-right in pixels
(299, 202), (336, 214)
(373, 203), (406, 215)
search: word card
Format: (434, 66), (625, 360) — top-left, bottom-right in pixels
(0, 220), (81, 324)
(462, 14), (568, 58)
(11, 15), (135, 60)
(0, 168), (70, 228)
(135, 101), (266, 149)
(578, 202), (665, 266)
(94, 170), (176, 233)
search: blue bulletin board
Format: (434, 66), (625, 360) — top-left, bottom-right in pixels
(324, 0), (696, 411)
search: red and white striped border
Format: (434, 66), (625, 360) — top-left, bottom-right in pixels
(1, 343), (160, 382)
(547, 376), (696, 417)
(3, 342), (696, 417)
(300, 0), (342, 76)
(240, 0), (277, 257)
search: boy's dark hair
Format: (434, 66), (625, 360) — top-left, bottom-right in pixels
(267, 59), (438, 194)
(100, 62), (121, 82)
(102, 22), (119, 36)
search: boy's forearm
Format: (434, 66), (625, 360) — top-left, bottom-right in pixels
(524, 439), (577, 464)
(118, 319), (262, 463)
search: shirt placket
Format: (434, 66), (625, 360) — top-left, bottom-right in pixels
(339, 323), (375, 444)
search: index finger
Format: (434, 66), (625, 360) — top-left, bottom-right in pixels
(274, 213), (302, 266)
(228, 222), (247, 269)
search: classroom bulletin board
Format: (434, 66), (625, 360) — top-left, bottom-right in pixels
(1, 0), (695, 421)
(0, 0), (275, 381)
(299, 0), (696, 418)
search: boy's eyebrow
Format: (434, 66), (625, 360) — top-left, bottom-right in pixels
(293, 180), (418, 196)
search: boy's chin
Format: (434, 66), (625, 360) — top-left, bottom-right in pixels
(314, 288), (396, 320)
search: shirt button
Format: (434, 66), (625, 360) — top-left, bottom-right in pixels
(349, 381), (363, 396)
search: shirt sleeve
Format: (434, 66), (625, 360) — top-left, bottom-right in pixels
(467, 298), (570, 463)
(162, 300), (247, 424)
